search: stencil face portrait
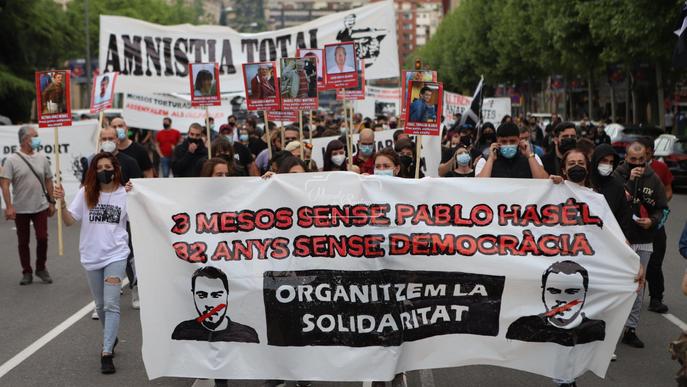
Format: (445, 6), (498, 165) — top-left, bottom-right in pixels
(193, 275), (229, 330)
(542, 271), (586, 328)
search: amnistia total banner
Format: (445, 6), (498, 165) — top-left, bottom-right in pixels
(0, 121), (98, 208)
(443, 91), (512, 126)
(308, 129), (441, 177)
(129, 175), (637, 382)
(99, 1), (398, 94)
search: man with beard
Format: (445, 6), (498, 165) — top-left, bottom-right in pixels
(250, 65), (276, 99)
(172, 266), (259, 343)
(542, 122), (578, 175)
(41, 72), (66, 114)
(171, 123), (208, 177)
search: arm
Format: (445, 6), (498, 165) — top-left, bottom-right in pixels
(477, 143), (498, 178)
(52, 184), (77, 226)
(45, 178), (55, 217)
(679, 221), (687, 259)
(143, 168), (154, 178)
(665, 183), (673, 202)
(438, 160), (453, 177)
(0, 178), (15, 220)
(247, 162), (260, 177)
(520, 140), (549, 179)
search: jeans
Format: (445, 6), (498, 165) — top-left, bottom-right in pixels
(14, 209), (49, 274)
(160, 156), (171, 177)
(647, 228), (666, 301)
(85, 259), (126, 354)
(626, 248), (652, 329)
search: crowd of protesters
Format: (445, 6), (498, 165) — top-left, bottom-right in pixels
(0, 106), (682, 387)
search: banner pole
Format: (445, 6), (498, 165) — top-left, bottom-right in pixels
(95, 110), (104, 152)
(280, 120), (285, 149)
(298, 111), (304, 160)
(53, 127), (64, 256)
(415, 135), (423, 179)
(308, 110), (313, 143)
(264, 111), (272, 159)
(205, 106), (212, 159)
(343, 92), (353, 171)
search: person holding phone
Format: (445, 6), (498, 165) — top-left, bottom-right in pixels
(475, 123), (548, 179)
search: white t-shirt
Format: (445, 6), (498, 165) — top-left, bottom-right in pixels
(474, 154), (543, 175)
(68, 186), (130, 271)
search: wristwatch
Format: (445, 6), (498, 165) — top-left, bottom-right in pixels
(528, 153), (535, 158)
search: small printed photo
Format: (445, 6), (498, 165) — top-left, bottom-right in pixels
(375, 102), (396, 117)
(244, 62), (278, 100)
(280, 58), (318, 99)
(325, 43), (356, 75)
(297, 49), (324, 86)
(407, 82), (440, 124)
(38, 71), (68, 115)
(93, 73), (115, 106)
(191, 63), (219, 97)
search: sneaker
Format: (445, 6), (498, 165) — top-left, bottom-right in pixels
(296, 382), (312, 387)
(19, 273), (32, 286)
(648, 299), (669, 314)
(112, 337), (119, 357)
(214, 380), (229, 387)
(131, 286), (140, 310)
(557, 383), (577, 387)
(91, 310), (99, 320)
(100, 354), (116, 374)
(35, 270), (53, 284)
(622, 327), (645, 348)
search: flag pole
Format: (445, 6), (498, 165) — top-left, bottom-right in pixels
(53, 127), (64, 256)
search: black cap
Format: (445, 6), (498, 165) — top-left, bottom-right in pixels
(496, 122), (519, 138)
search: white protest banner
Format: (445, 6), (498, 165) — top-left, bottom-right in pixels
(99, 1), (398, 94)
(129, 176), (637, 382)
(1, 120), (98, 208)
(442, 92), (512, 127)
(354, 86), (401, 118)
(309, 129), (439, 177)
(122, 93), (242, 131)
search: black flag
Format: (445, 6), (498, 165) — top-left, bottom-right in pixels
(673, 2), (687, 68)
(459, 76), (483, 127)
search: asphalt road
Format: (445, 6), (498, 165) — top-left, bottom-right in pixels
(1, 192), (686, 387)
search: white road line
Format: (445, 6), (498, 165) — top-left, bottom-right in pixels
(419, 369), (435, 387)
(0, 279), (129, 379)
(664, 313), (687, 331)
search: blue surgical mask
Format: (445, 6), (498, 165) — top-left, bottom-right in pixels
(224, 135), (234, 144)
(456, 153), (471, 166)
(239, 134), (249, 142)
(116, 127), (126, 140)
(31, 137), (41, 150)
(374, 168), (394, 176)
(499, 144), (518, 159)
(359, 144), (374, 156)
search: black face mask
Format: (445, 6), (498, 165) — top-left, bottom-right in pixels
(482, 132), (496, 143)
(567, 165), (587, 183)
(558, 138), (577, 154)
(626, 162), (645, 170)
(188, 138), (202, 145)
(460, 135), (472, 147)
(400, 155), (413, 167)
(97, 170), (115, 184)
(163, 123), (171, 129)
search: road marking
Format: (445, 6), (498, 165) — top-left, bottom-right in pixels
(664, 313), (687, 331)
(419, 369), (435, 387)
(0, 279), (129, 379)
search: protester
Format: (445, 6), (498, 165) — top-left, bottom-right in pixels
(612, 141), (669, 348)
(172, 123), (207, 177)
(111, 118), (154, 178)
(519, 126), (544, 157)
(470, 122), (496, 161)
(218, 124), (260, 176)
(322, 139), (359, 173)
(155, 117), (181, 178)
(0, 125), (55, 285)
(542, 122), (578, 175)
(199, 158), (230, 177)
(394, 139), (423, 178)
(476, 123), (548, 178)
(83, 127), (142, 184)
(53, 153), (130, 374)
(589, 144), (634, 238)
(443, 145), (475, 177)
(353, 128), (375, 174)
(593, 125), (611, 145)
(549, 148), (591, 187)
(373, 147), (401, 177)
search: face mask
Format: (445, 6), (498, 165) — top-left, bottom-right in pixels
(116, 128), (126, 140)
(224, 135), (234, 144)
(597, 163), (613, 177)
(626, 162), (644, 170)
(340, 126), (347, 135)
(31, 137), (41, 150)
(567, 165), (587, 183)
(359, 144), (374, 156)
(331, 154), (346, 166)
(374, 168), (394, 176)
(101, 140), (116, 153)
(210, 124), (215, 131)
(499, 144), (518, 159)
(559, 137), (577, 154)
(239, 134), (249, 142)
(482, 132), (496, 143)
(457, 153), (471, 166)
(188, 138), (202, 145)
(97, 170), (115, 184)
(400, 155), (413, 166)
(163, 123), (171, 129)
(460, 136), (472, 147)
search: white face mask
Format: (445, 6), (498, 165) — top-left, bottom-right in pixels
(597, 163), (613, 177)
(101, 140), (116, 153)
(374, 168), (394, 176)
(331, 154), (346, 166)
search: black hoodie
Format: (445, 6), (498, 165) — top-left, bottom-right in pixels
(172, 138), (207, 177)
(589, 144), (633, 240)
(612, 155), (669, 244)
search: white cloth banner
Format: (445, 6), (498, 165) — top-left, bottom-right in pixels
(443, 91), (512, 126)
(99, 1), (399, 94)
(309, 129), (440, 177)
(129, 176), (637, 382)
(0, 121), (98, 208)
(353, 86), (402, 118)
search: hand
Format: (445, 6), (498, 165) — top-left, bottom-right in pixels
(5, 205), (16, 220)
(489, 142), (500, 159)
(635, 264), (645, 293)
(629, 167), (644, 181)
(125, 181), (133, 192)
(47, 203), (56, 218)
(53, 184), (65, 200)
(188, 143), (198, 153)
(549, 175), (564, 184)
(635, 217), (652, 229)
(519, 140), (531, 156)
(261, 171), (275, 180)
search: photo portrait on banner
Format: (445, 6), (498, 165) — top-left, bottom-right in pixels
(324, 42), (359, 89)
(243, 62), (281, 111)
(404, 80), (443, 136)
(189, 63), (221, 107)
(401, 70), (436, 119)
(35, 70), (72, 128)
(297, 48), (325, 90)
(90, 72), (118, 114)
(336, 59), (366, 101)
(279, 58), (318, 111)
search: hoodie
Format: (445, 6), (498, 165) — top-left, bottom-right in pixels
(612, 158), (669, 244)
(589, 144), (633, 240)
(172, 138), (207, 177)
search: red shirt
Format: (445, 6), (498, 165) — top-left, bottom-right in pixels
(156, 128), (181, 157)
(651, 159), (673, 187)
(353, 154), (375, 175)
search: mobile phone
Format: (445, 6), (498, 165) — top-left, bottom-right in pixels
(632, 214), (640, 221)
